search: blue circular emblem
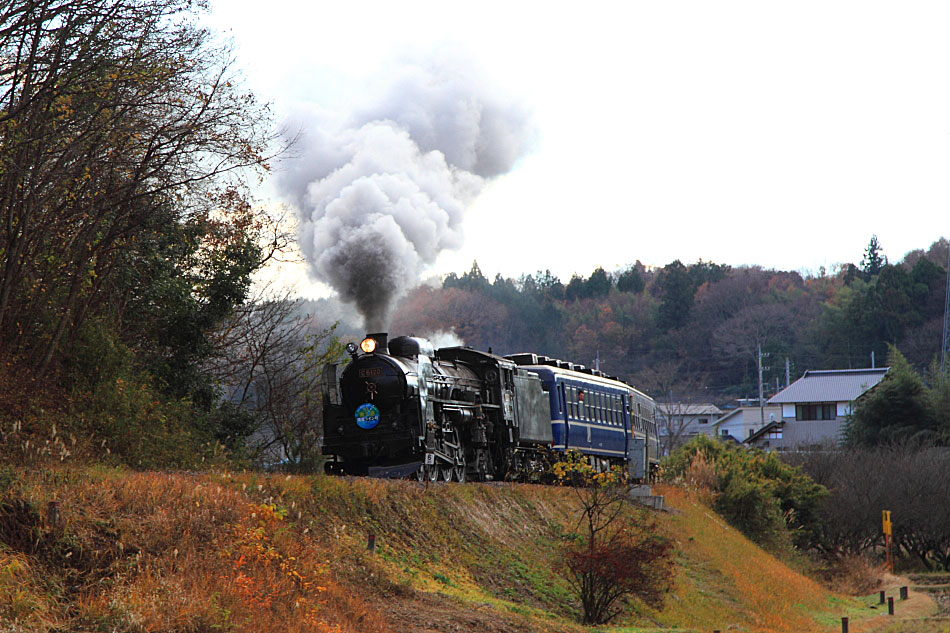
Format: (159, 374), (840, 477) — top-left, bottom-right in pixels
(355, 403), (381, 429)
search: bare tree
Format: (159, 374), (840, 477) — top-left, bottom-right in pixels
(635, 360), (708, 454)
(793, 445), (950, 568)
(555, 455), (675, 625)
(207, 285), (345, 469)
(712, 304), (794, 381)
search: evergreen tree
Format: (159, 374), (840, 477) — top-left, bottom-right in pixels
(861, 235), (887, 280)
(617, 265), (645, 293)
(535, 269), (565, 300)
(846, 346), (938, 446)
(565, 274), (586, 302)
(655, 260), (694, 330)
(445, 261), (491, 293)
(585, 267), (612, 298)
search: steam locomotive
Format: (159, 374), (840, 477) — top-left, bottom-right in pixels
(320, 333), (660, 482)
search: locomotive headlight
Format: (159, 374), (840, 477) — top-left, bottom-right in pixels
(345, 342), (358, 358)
(360, 338), (377, 353)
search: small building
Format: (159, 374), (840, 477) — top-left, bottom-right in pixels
(747, 368), (889, 451)
(713, 404), (783, 443)
(655, 403), (724, 452)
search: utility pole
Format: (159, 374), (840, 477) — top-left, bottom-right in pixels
(758, 343), (765, 427)
(785, 357), (790, 388)
(871, 350), (875, 369)
(943, 246), (950, 373)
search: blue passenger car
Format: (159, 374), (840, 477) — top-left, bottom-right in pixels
(505, 355), (660, 477)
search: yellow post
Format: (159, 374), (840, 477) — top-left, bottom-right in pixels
(882, 510), (893, 572)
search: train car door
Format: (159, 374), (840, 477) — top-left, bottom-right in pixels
(621, 393), (631, 454)
(628, 394), (647, 479)
(558, 382), (568, 448)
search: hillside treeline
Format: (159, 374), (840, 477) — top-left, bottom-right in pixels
(393, 237), (949, 401)
(0, 0), (315, 467)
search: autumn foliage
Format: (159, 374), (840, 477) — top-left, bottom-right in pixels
(553, 452), (675, 625)
(393, 238), (950, 409)
(563, 513), (674, 624)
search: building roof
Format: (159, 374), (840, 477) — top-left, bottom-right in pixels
(767, 368), (889, 404)
(713, 405), (782, 427)
(745, 420), (784, 444)
(656, 403), (723, 416)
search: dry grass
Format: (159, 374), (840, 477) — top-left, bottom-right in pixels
(0, 468), (909, 633)
(0, 468), (389, 632)
(818, 555), (888, 596)
(649, 484), (855, 633)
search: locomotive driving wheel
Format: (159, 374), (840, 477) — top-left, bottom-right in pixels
(453, 460), (466, 483)
(439, 463), (453, 482)
(415, 464), (439, 482)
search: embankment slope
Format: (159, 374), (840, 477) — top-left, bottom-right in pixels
(0, 470), (873, 632)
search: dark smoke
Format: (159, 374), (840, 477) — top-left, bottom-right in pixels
(278, 51), (535, 331)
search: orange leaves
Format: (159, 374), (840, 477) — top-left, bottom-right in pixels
(217, 498), (336, 630)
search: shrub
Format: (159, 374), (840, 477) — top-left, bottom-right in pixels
(555, 452), (675, 624)
(563, 512), (674, 624)
(664, 435), (827, 549)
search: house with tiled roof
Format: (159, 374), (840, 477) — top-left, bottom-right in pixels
(746, 368), (889, 451)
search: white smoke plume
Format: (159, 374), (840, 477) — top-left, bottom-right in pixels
(278, 51), (535, 332)
(422, 329), (466, 349)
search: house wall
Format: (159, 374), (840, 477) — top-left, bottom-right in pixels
(766, 399), (850, 449)
(753, 419), (846, 451)
(782, 419), (846, 448)
(721, 407), (781, 441)
(657, 414), (718, 440)
(717, 413), (746, 439)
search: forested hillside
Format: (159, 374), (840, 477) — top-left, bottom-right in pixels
(392, 237), (949, 403)
(0, 0), (301, 469)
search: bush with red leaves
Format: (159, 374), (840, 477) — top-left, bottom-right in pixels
(562, 486), (675, 625)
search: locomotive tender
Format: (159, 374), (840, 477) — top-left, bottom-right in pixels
(321, 332), (660, 482)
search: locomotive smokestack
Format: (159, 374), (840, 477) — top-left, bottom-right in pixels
(279, 49), (536, 331)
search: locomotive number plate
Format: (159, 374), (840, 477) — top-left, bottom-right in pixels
(424, 453), (435, 465)
(359, 368), (383, 377)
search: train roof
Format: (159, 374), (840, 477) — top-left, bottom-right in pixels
(436, 345), (516, 367)
(508, 356), (653, 400)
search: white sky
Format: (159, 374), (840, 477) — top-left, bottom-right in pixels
(207, 0), (950, 295)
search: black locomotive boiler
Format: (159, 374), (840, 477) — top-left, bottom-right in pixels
(320, 332), (659, 482)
